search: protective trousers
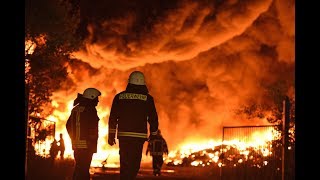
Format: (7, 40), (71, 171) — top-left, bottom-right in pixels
(119, 139), (145, 180)
(73, 149), (93, 180)
(152, 155), (163, 173)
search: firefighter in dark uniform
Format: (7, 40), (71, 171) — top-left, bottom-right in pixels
(66, 88), (101, 180)
(108, 71), (159, 180)
(146, 129), (168, 176)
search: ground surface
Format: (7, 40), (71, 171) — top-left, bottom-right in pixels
(26, 157), (220, 180)
(25, 157), (285, 180)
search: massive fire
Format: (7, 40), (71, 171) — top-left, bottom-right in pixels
(31, 104), (283, 169)
(26, 0), (295, 172)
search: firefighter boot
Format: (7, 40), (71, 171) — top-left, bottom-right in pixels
(153, 169), (161, 176)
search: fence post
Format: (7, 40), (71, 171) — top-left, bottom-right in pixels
(25, 85), (30, 179)
(220, 127), (225, 180)
(282, 96), (290, 180)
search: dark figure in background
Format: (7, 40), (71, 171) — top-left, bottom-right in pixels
(58, 133), (65, 160)
(66, 88), (101, 180)
(27, 138), (36, 161)
(146, 129), (169, 176)
(108, 71), (159, 180)
(49, 139), (59, 166)
(182, 157), (191, 167)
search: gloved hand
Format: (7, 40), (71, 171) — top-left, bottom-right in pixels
(108, 138), (116, 146)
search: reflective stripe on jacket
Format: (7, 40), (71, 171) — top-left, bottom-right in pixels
(66, 103), (99, 152)
(147, 137), (168, 156)
(108, 84), (159, 140)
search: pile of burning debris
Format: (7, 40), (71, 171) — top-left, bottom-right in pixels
(165, 143), (280, 168)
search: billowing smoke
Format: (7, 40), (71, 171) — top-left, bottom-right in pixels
(49, 0), (294, 151)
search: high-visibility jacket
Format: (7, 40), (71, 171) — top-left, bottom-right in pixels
(108, 84), (159, 141)
(66, 97), (100, 152)
(146, 135), (168, 156)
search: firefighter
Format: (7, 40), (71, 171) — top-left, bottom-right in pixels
(58, 133), (65, 160)
(66, 88), (101, 180)
(108, 71), (159, 180)
(49, 139), (59, 166)
(146, 129), (169, 176)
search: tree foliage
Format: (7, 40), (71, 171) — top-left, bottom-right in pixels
(235, 80), (295, 145)
(25, 0), (82, 117)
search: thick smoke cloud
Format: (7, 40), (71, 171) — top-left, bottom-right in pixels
(73, 0), (273, 69)
(51, 0), (295, 150)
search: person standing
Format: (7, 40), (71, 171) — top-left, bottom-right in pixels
(49, 139), (59, 166)
(108, 71), (159, 180)
(146, 129), (168, 176)
(58, 133), (65, 160)
(66, 88), (101, 180)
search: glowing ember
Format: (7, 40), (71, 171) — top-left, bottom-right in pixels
(25, 40), (36, 55)
(163, 128), (281, 168)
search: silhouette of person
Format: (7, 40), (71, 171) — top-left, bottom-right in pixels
(146, 129), (168, 176)
(58, 133), (65, 160)
(66, 88), (102, 180)
(27, 138), (36, 161)
(49, 139), (59, 166)
(108, 71), (159, 180)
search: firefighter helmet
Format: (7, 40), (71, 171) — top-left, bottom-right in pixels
(83, 88), (101, 100)
(128, 71), (145, 85)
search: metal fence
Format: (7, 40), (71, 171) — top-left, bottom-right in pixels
(27, 116), (56, 157)
(220, 125), (284, 180)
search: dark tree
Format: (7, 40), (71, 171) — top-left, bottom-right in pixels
(25, 0), (83, 117)
(235, 80), (295, 145)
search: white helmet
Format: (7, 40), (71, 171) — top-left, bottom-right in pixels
(83, 88), (101, 100)
(128, 71), (145, 85)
